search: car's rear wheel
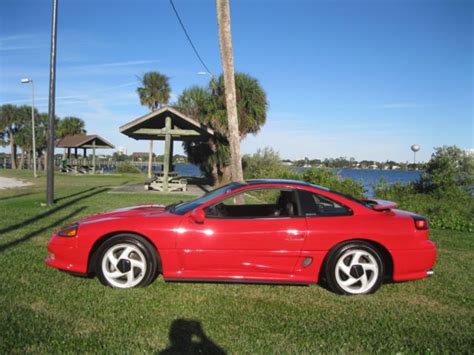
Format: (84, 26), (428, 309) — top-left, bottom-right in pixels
(95, 234), (158, 288)
(325, 242), (384, 295)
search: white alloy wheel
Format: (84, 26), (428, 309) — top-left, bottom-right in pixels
(334, 249), (379, 295)
(101, 243), (147, 288)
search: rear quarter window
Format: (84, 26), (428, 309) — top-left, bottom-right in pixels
(298, 190), (352, 217)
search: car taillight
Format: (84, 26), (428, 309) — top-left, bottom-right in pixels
(413, 217), (429, 230)
(57, 223), (79, 237)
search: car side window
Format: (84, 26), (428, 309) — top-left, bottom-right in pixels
(205, 188), (300, 219)
(298, 190), (352, 217)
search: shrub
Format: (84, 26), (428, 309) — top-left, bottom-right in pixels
(116, 162), (140, 174)
(375, 179), (474, 232)
(301, 168), (365, 198)
(243, 147), (298, 180)
(416, 145), (474, 196)
(374, 146), (474, 232)
(243, 147), (365, 197)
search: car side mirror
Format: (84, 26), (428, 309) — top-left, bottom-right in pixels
(191, 209), (205, 224)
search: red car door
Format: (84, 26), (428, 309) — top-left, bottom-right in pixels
(176, 188), (307, 280)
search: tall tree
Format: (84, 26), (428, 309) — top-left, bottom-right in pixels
(216, 0), (243, 182)
(56, 116), (86, 138)
(0, 104), (28, 169)
(176, 73), (267, 186)
(137, 71), (171, 178)
(16, 106), (40, 170)
(56, 116), (86, 159)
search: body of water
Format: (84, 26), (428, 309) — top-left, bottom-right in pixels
(336, 168), (421, 197)
(170, 164), (420, 197)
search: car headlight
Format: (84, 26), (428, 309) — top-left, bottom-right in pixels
(57, 223), (79, 237)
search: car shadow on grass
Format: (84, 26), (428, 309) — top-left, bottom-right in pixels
(158, 319), (226, 355)
(0, 187), (108, 237)
(0, 206), (86, 252)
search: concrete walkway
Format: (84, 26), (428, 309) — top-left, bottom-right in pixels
(110, 182), (209, 196)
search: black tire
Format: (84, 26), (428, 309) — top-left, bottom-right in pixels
(325, 241), (384, 295)
(95, 234), (158, 288)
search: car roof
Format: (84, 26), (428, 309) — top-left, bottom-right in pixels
(245, 179), (330, 191)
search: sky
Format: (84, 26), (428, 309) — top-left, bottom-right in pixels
(0, 0), (472, 162)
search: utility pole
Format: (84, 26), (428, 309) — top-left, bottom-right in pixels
(216, 0), (244, 182)
(46, 0), (59, 205)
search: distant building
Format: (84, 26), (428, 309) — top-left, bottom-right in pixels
(132, 152), (154, 161)
(117, 147), (127, 155)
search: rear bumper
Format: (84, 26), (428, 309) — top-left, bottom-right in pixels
(392, 240), (437, 282)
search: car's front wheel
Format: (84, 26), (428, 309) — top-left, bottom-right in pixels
(95, 234), (158, 288)
(325, 241), (384, 295)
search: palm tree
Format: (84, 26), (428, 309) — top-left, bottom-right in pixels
(56, 117), (87, 159)
(16, 106), (40, 170)
(137, 71), (171, 178)
(56, 117), (86, 138)
(216, 0), (243, 182)
(175, 73), (267, 186)
(0, 104), (28, 169)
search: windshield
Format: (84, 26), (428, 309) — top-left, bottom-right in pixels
(170, 182), (245, 215)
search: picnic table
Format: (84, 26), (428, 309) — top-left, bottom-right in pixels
(145, 172), (187, 192)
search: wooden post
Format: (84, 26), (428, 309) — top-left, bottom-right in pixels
(74, 148), (78, 158)
(92, 140), (96, 174)
(148, 140), (153, 178)
(83, 148), (86, 157)
(67, 148), (71, 159)
(169, 137), (174, 173)
(162, 116), (172, 192)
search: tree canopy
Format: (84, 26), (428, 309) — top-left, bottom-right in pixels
(56, 117), (86, 138)
(137, 72), (171, 111)
(175, 72), (268, 185)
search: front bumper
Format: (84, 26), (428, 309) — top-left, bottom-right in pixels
(45, 234), (89, 274)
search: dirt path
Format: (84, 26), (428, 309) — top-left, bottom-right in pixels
(0, 176), (32, 190)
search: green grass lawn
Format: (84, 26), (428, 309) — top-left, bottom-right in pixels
(0, 170), (473, 353)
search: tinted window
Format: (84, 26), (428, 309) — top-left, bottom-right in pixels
(298, 190), (352, 217)
(171, 182), (244, 215)
(205, 188), (300, 218)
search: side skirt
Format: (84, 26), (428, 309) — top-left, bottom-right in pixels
(164, 278), (314, 286)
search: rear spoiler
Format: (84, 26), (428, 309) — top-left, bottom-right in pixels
(362, 199), (398, 211)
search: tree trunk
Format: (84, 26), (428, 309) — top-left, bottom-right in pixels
(148, 140), (153, 179)
(219, 164), (232, 186)
(18, 149), (25, 170)
(10, 134), (17, 169)
(216, 0), (244, 183)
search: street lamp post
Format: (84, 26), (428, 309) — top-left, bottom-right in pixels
(21, 78), (37, 178)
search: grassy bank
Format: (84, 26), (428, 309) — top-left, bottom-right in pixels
(0, 171), (473, 353)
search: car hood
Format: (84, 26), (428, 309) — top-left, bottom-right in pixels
(78, 204), (168, 224)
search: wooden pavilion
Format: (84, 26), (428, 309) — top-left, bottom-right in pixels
(57, 134), (115, 173)
(120, 106), (214, 191)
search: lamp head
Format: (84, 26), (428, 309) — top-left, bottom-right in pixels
(21, 78), (32, 84)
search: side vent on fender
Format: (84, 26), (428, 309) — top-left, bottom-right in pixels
(302, 257), (313, 268)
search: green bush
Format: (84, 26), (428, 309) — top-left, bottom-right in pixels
(416, 145), (474, 195)
(243, 148), (365, 197)
(301, 168), (365, 198)
(374, 146), (474, 232)
(116, 162), (140, 174)
(375, 180), (474, 232)
(243, 147), (298, 180)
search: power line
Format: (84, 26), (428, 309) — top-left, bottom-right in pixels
(169, 0), (214, 77)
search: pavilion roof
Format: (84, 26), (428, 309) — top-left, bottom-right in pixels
(56, 135), (115, 149)
(119, 106), (214, 141)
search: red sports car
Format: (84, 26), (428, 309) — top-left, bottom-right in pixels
(46, 179), (436, 295)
